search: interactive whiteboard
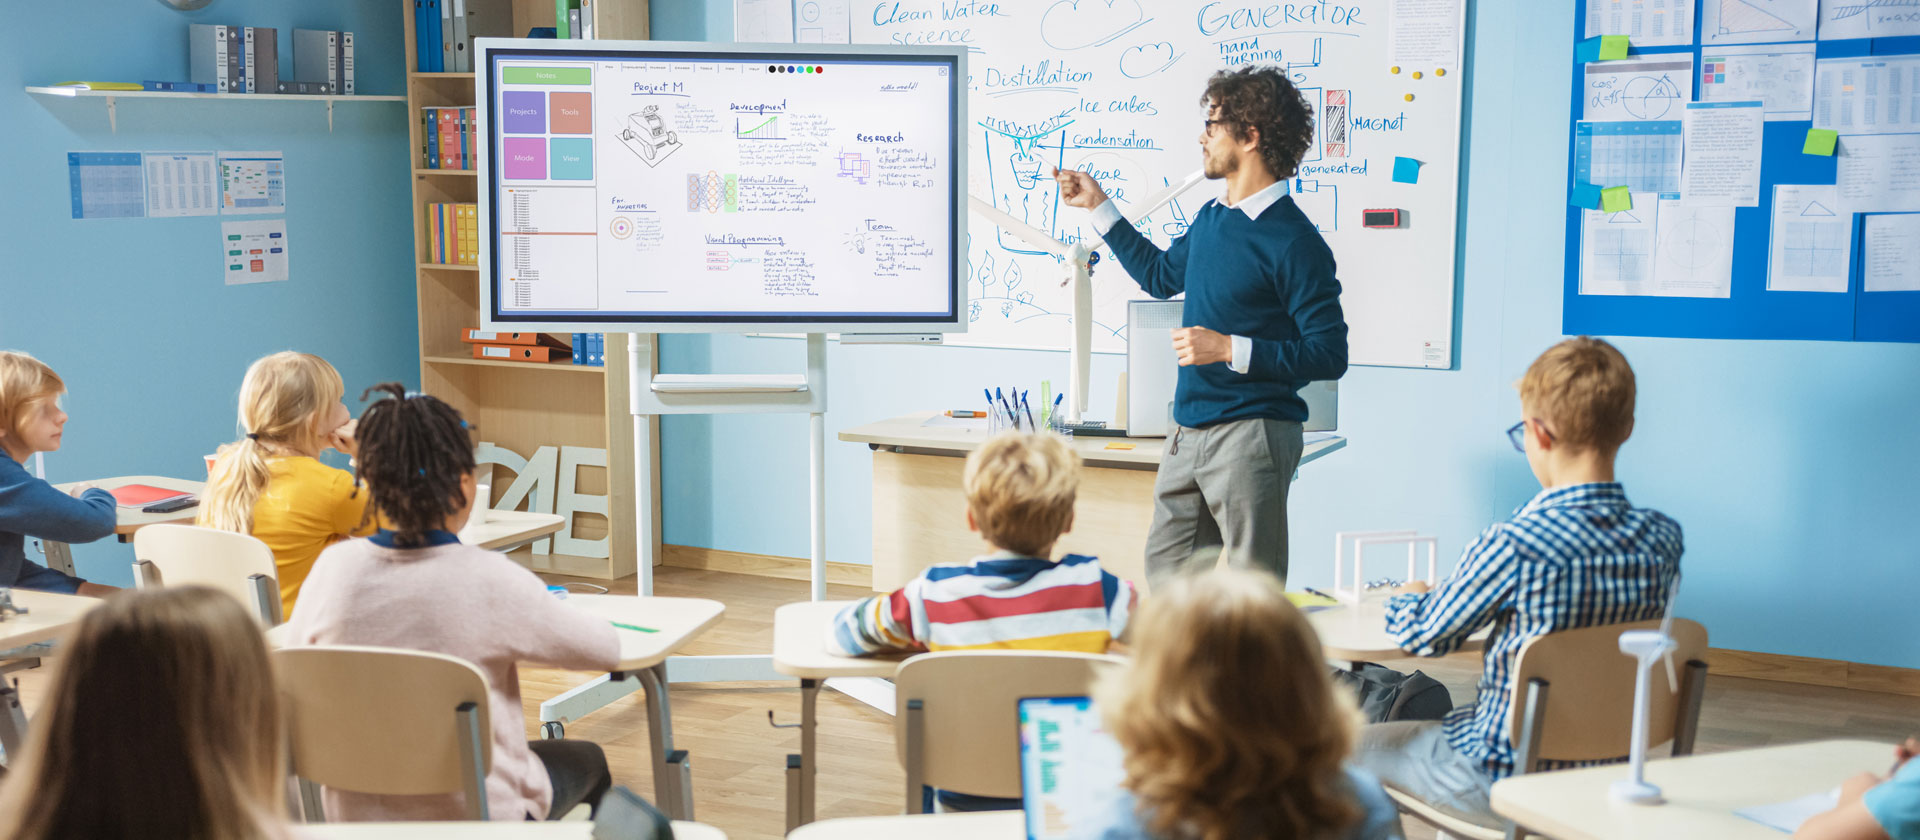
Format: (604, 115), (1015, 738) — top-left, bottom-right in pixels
(835, 0), (1467, 367)
(476, 40), (968, 332)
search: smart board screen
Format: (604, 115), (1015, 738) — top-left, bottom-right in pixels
(479, 41), (965, 331)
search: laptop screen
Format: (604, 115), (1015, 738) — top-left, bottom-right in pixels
(1018, 696), (1128, 840)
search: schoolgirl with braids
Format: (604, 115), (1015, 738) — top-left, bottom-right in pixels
(285, 383), (621, 822)
(199, 351), (374, 616)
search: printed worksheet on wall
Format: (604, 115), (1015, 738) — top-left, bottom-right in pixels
(1586, 0), (1694, 46)
(1819, 0), (1920, 39)
(1767, 184), (1852, 293)
(1700, 44), (1815, 121)
(1702, 0), (1817, 44)
(1583, 57), (1694, 122)
(1814, 56), (1920, 135)
(1653, 198), (1735, 298)
(1836, 134), (1920, 213)
(1862, 214), (1920, 292)
(1579, 192), (1659, 296)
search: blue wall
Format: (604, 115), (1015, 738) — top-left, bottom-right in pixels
(655, 2), (1920, 669)
(0, 0), (420, 587)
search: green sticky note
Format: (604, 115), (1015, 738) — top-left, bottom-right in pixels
(1804, 128), (1839, 156)
(1599, 35), (1630, 60)
(1600, 186), (1632, 213)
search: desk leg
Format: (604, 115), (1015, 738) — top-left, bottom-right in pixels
(638, 664), (694, 820)
(783, 677), (822, 833)
(41, 541), (75, 577)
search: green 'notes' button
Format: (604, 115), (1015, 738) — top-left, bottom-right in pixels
(503, 66), (591, 85)
(228, 235), (242, 240)
(229, 250), (242, 256)
(229, 264), (243, 270)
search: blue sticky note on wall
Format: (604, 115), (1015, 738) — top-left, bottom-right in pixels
(1576, 36), (1602, 63)
(1570, 183), (1604, 209)
(1392, 156), (1421, 184)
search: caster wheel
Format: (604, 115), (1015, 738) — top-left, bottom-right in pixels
(542, 721), (564, 739)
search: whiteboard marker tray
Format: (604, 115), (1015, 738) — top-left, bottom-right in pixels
(650, 374), (809, 393)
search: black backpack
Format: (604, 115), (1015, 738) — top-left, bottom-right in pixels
(1330, 662), (1455, 723)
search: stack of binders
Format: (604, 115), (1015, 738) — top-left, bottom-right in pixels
(462, 329), (572, 363)
(425, 203), (478, 265)
(189, 25), (277, 94)
(420, 107), (478, 169)
(570, 333), (605, 366)
(290, 29), (354, 95)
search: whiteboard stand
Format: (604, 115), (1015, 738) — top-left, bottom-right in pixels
(538, 334), (830, 733)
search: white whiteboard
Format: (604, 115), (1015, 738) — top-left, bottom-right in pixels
(747, 0), (1465, 367)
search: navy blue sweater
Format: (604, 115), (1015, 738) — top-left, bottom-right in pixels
(1102, 193), (1348, 428)
(0, 451), (115, 591)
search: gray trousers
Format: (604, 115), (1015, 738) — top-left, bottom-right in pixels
(1351, 721), (1503, 830)
(1143, 417), (1303, 585)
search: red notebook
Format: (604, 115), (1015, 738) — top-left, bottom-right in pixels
(109, 484), (193, 509)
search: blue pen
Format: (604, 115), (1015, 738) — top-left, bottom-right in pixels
(995, 388), (1016, 426)
(1021, 391), (1036, 429)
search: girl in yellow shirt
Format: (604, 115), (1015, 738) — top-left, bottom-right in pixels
(200, 352), (374, 617)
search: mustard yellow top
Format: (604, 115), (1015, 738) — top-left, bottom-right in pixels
(252, 456), (376, 616)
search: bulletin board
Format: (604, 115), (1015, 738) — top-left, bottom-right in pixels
(1561, 10), (1920, 345)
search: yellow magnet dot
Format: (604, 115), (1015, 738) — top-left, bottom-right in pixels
(1436, 68), (1447, 76)
(1390, 65), (1401, 74)
(1412, 71), (1423, 79)
(1404, 93), (1415, 101)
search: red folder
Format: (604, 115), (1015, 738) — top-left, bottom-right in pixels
(110, 484), (192, 508)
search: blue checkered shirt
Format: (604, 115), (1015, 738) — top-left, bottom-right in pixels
(1384, 482), (1683, 778)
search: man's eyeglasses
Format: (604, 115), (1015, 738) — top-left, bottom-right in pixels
(1203, 118), (1228, 135)
(1506, 419), (1554, 453)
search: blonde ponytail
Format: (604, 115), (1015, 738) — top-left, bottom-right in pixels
(198, 352), (346, 535)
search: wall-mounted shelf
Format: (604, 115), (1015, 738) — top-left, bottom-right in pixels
(25, 86), (405, 132)
(418, 262), (480, 271)
(415, 168), (478, 177)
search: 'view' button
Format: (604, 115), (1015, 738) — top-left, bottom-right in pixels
(503, 66), (591, 85)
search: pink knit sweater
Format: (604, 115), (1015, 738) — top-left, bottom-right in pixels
(284, 537), (620, 821)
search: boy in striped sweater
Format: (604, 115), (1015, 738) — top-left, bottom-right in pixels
(828, 431), (1136, 658)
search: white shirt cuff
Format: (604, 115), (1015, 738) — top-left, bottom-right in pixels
(1089, 200), (1125, 236)
(1229, 335), (1252, 373)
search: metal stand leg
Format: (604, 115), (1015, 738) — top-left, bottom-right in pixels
(41, 540), (75, 577)
(785, 754), (803, 833)
(638, 663), (694, 820)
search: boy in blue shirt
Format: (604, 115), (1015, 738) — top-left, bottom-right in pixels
(1351, 337), (1683, 829)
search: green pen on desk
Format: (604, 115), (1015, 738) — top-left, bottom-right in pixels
(611, 620), (659, 634)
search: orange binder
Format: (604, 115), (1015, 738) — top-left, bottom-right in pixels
(461, 329), (568, 348)
(471, 343), (570, 363)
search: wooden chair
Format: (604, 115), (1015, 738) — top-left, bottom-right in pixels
(894, 650), (1127, 813)
(274, 645), (494, 821)
(132, 524), (280, 625)
(1386, 618), (1709, 840)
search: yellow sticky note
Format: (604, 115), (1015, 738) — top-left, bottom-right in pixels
(1104, 442), (1136, 450)
(1599, 35), (1630, 60)
(1600, 186), (1632, 213)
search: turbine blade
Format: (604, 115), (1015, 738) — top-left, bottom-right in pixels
(968, 195), (1072, 259)
(1124, 169), (1209, 225)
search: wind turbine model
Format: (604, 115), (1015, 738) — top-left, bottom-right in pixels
(1612, 576), (1685, 805)
(967, 169), (1209, 425)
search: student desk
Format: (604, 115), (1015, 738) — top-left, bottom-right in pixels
(304, 820), (728, 839)
(771, 599), (909, 831)
(267, 594), (723, 821)
(460, 509), (566, 552)
(44, 475), (204, 576)
(788, 811), (1022, 838)
(1490, 739), (1891, 840)
(0, 590), (100, 760)
(840, 413), (1346, 591)
(1307, 593), (1489, 662)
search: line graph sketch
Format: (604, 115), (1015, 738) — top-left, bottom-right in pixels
(1819, 0), (1920, 39)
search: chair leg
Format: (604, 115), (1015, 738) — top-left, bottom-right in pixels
(455, 701), (490, 820)
(903, 699), (926, 814)
(248, 573), (282, 626)
(1672, 660), (1708, 757)
(132, 560), (160, 589)
(1513, 678), (1550, 776)
(297, 778), (326, 823)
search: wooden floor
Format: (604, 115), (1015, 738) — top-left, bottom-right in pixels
(14, 566), (1919, 840)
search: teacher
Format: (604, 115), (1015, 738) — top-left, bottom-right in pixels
(1054, 66), (1348, 583)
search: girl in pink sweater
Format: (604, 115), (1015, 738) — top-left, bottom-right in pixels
(284, 383), (620, 822)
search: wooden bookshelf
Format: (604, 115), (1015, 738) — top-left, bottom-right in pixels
(401, 0), (656, 581)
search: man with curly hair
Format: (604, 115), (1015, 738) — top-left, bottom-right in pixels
(1054, 66), (1347, 583)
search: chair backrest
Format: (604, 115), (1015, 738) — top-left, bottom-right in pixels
(894, 650), (1126, 803)
(1508, 618), (1709, 767)
(133, 524), (280, 624)
(273, 645), (494, 819)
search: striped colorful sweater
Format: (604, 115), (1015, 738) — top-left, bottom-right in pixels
(828, 553), (1136, 656)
